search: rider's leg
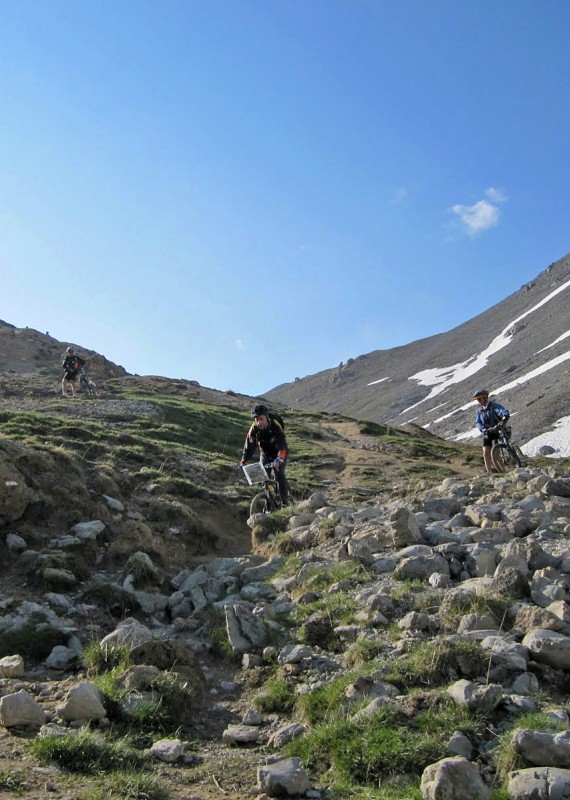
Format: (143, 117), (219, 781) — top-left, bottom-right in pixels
(276, 464), (288, 504)
(62, 377), (68, 396)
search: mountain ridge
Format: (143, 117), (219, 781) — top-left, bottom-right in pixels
(265, 252), (570, 455)
(1, 252), (569, 455)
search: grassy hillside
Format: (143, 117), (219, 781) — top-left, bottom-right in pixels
(0, 373), (488, 579)
(0, 373), (483, 505)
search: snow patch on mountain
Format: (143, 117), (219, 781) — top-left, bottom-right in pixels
(399, 276), (570, 415)
(522, 415), (570, 458)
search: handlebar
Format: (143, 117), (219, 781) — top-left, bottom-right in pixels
(487, 420), (509, 434)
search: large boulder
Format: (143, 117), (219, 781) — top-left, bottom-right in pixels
(522, 629), (570, 670)
(257, 757), (312, 797)
(58, 682), (106, 722)
(420, 756), (490, 800)
(512, 729), (570, 768)
(0, 690), (46, 728)
(0, 458), (30, 525)
(225, 604), (267, 653)
(390, 508), (424, 547)
(100, 618), (154, 649)
(130, 638), (206, 695)
(508, 767), (570, 800)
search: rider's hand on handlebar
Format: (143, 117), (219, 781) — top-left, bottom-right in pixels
(272, 458), (284, 470)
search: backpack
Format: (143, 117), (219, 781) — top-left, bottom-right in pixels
(268, 409), (285, 432)
(64, 355), (84, 372)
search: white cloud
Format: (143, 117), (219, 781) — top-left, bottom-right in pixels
(450, 199), (500, 236)
(449, 187), (508, 237)
(485, 186), (508, 203)
(235, 338), (245, 350)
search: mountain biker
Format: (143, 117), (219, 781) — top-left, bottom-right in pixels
(473, 388), (510, 473)
(61, 347), (86, 397)
(240, 404), (289, 504)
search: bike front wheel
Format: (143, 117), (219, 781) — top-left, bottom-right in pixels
(491, 441), (507, 471)
(505, 443), (524, 468)
(250, 493), (270, 516)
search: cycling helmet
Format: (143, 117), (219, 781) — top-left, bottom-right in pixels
(472, 388), (489, 399)
(66, 347), (75, 354)
(251, 404), (269, 418)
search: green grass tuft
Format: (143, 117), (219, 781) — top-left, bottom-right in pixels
(254, 677), (296, 714)
(93, 772), (171, 800)
(83, 641), (133, 675)
(30, 730), (145, 775)
(384, 639), (487, 690)
(287, 699), (476, 786)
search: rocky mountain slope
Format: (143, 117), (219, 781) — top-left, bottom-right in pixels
(1, 322), (570, 800)
(265, 253), (570, 456)
(0, 319), (127, 383)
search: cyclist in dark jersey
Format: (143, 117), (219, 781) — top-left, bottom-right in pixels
(61, 347), (86, 397)
(240, 404), (289, 504)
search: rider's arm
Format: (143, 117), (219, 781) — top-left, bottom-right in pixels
(491, 401), (509, 422)
(272, 422), (288, 460)
(475, 408), (486, 432)
(241, 427), (256, 464)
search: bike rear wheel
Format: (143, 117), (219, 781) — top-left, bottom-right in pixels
(80, 377), (96, 396)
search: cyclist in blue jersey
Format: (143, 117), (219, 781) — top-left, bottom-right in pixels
(473, 388), (510, 473)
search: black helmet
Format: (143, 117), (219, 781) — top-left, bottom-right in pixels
(251, 404), (269, 418)
(473, 388), (489, 399)
(66, 346), (75, 354)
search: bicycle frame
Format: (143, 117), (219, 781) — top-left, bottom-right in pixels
(242, 463), (282, 516)
(79, 369), (97, 395)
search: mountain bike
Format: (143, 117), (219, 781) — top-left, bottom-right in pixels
(78, 367), (97, 396)
(490, 423), (525, 468)
(241, 463), (287, 516)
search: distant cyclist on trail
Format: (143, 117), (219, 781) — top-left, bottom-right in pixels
(61, 347), (86, 397)
(240, 404), (289, 504)
(473, 388), (510, 473)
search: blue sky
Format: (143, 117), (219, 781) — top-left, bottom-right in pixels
(2, 1), (569, 397)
